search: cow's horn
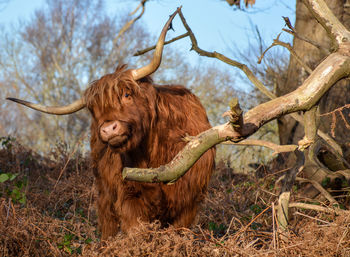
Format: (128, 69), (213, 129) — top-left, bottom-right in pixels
(132, 8), (180, 80)
(6, 97), (86, 115)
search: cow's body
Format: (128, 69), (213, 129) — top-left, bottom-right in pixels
(7, 10), (216, 239)
(86, 67), (215, 238)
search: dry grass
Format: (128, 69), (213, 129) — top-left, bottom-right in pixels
(0, 138), (349, 256)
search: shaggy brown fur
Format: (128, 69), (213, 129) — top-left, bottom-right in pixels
(84, 65), (215, 239)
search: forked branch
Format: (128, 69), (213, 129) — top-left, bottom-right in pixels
(123, 52), (350, 182)
(176, 9), (275, 100)
(133, 3), (341, 156)
(282, 16), (329, 55)
(258, 33), (313, 74)
(123, 0), (350, 183)
(177, 7), (340, 154)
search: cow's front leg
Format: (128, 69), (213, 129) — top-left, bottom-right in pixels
(117, 197), (150, 233)
(97, 190), (120, 239)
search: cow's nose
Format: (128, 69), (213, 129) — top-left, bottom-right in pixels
(100, 120), (119, 139)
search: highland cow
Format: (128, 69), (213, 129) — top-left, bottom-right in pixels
(7, 10), (215, 239)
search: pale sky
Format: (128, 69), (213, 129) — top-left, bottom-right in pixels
(0, 0), (295, 54)
(0, 0), (295, 90)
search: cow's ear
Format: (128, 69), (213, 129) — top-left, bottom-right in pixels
(137, 76), (153, 84)
(87, 105), (94, 116)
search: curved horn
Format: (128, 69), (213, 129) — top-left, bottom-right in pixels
(6, 97), (86, 115)
(132, 8), (180, 80)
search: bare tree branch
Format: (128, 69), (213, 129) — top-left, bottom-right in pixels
(112, 0), (148, 45)
(176, 8), (276, 100)
(303, 0), (350, 48)
(123, 0), (350, 184)
(133, 32), (190, 56)
(258, 33), (313, 75)
(277, 149), (305, 231)
(175, 8), (341, 155)
(282, 28), (329, 55)
(123, 51), (350, 182)
(282, 16), (329, 55)
(296, 177), (338, 205)
(276, 104), (331, 230)
(292, 113), (343, 155)
(289, 202), (349, 214)
(303, 105), (319, 143)
(133, 3), (342, 157)
(223, 139), (297, 155)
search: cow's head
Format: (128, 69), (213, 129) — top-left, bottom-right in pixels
(7, 9), (179, 153)
(84, 65), (157, 152)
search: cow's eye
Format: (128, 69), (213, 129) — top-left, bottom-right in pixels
(124, 93), (130, 98)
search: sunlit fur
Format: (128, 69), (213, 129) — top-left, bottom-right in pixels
(85, 65), (216, 239)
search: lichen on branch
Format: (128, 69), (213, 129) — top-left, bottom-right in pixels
(123, 0), (350, 183)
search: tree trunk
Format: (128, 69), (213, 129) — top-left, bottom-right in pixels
(277, 0), (350, 164)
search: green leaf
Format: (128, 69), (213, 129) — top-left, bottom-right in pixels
(19, 195), (26, 204)
(11, 188), (21, 202)
(0, 173), (10, 183)
(208, 221), (217, 231)
(64, 246), (72, 254)
(64, 233), (73, 242)
(75, 246), (82, 254)
(9, 173), (19, 181)
(85, 238), (93, 244)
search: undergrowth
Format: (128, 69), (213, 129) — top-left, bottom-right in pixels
(0, 138), (349, 256)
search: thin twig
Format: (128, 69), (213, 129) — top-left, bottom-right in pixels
(258, 33), (313, 74)
(129, 0), (145, 16)
(6, 198), (11, 222)
(177, 8), (275, 100)
(272, 202), (277, 250)
(134, 32), (190, 56)
(289, 202), (349, 214)
(244, 238), (260, 249)
(220, 215), (242, 241)
(112, 0), (147, 45)
(320, 103), (350, 116)
(233, 205), (271, 240)
(261, 243), (305, 255)
(282, 28), (329, 55)
(30, 223), (61, 256)
(296, 177), (338, 205)
(336, 228), (349, 254)
(260, 187), (278, 197)
(50, 132), (87, 195)
(336, 214), (350, 253)
(195, 225), (229, 250)
(282, 16), (296, 32)
(87, 179), (94, 222)
(175, 9), (342, 157)
(293, 211), (331, 224)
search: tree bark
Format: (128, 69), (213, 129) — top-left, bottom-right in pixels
(124, 51), (350, 182)
(277, 0), (350, 162)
